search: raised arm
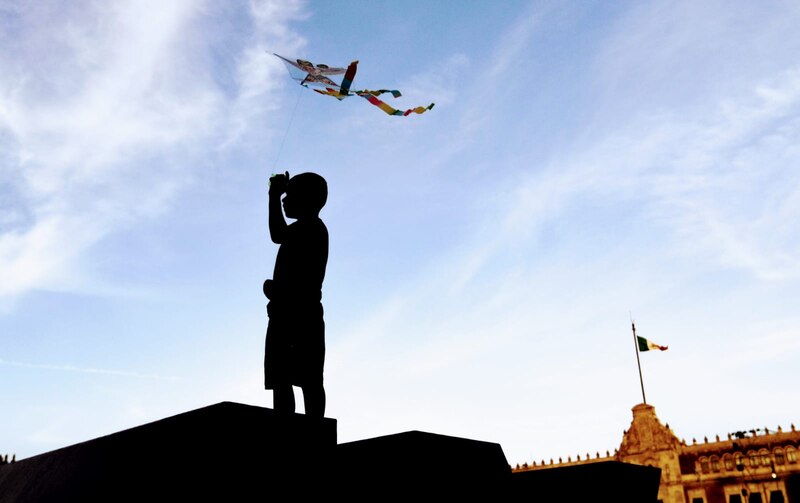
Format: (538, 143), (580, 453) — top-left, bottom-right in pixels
(268, 172), (289, 244)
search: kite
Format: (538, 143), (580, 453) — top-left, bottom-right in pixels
(274, 53), (434, 117)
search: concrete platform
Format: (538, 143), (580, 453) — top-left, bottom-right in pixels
(511, 460), (662, 501)
(335, 430), (511, 498)
(0, 402), (336, 502)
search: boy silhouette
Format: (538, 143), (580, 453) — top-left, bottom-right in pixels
(263, 171), (328, 417)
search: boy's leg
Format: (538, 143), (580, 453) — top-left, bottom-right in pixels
(302, 384), (326, 417)
(273, 385), (295, 413)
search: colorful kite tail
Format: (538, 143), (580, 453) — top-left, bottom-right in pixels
(403, 103), (435, 116)
(359, 89), (403, 98)
(358, 92), (434, 116)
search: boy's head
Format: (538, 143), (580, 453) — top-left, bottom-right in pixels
(283, 172), (328, 218)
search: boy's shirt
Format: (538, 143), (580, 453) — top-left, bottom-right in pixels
(271, 216), (328, 311)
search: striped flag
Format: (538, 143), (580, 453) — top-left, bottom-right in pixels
(637, 335), (668, 352)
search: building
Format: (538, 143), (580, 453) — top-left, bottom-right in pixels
(514, 403), (800, 503)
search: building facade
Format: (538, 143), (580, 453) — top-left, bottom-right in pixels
(514, 403), (800, 503)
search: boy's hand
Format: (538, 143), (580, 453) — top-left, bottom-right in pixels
(269, 171), (290, 196)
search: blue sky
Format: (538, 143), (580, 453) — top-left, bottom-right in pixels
(2, 0), (800, 466)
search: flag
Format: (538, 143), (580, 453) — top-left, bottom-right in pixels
(637, 335), (668, 352)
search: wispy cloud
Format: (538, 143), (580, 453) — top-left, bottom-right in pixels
(0, 357), (183, 381)
(0, 0), (307, 305)
(221, 0), (308, 148)
(385, 2), (548, 171)
(475, 9), (800, 283)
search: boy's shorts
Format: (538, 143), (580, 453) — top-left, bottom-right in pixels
(264, 303), (325, 389)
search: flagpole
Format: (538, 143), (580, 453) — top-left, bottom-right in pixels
(630, 314), (647, 405)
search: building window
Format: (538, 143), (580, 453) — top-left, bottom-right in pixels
(749, 452), (760, 467)
(787, 448), (797, 463)
(724, 454), (734, 471)
(748, 492), (762, 503)
(770, 490), (785, 503)
(735, 453), (745, 471)
(760, 450), (770, 466)
(729, 495), (742, 503)
(711, 456), (720, 472)
(688, 490), (707, 503)
(775, 448), (785, 465)
(700, 458), (710, 473)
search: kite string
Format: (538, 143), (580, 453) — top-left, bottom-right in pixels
(271, 85), (304, 172)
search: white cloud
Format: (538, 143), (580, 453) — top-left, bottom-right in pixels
(0, 214), (101, 297)
(0, 0), (307, 304)
(222, 0), (308, 148)
(466, 66), (800, 283)
(0, 356), (183, 380)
